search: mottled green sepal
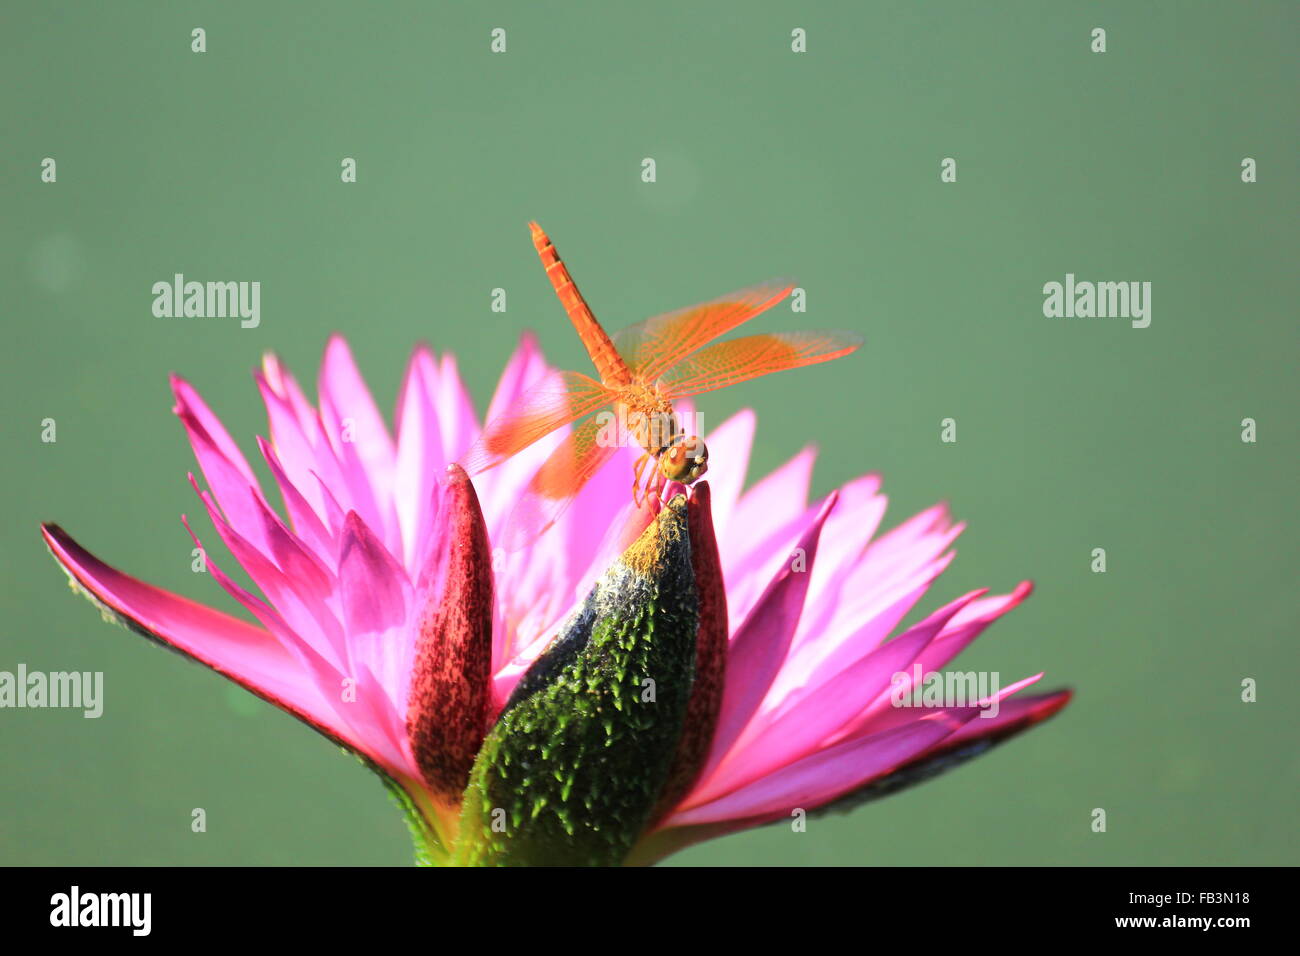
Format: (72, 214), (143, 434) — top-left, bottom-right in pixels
(453, 496), (698, 866)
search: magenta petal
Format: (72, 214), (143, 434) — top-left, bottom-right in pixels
(699, 491), (839, 785)
(172, 375), (277, 558)
(256, 370), (339, 523)
(668, 709), (980, 827)
(435, 352), (478, 465)
(337, 511), (410, 638)
(393, 347), (445, 568)
(187, 475), (345, 661)
(256, 435), (335, 560)
(719, 446), (817, 572)
(40, 524), (384, 766)
(689, 590), (982, 807)
(913, 581), (1035, 675)
(844, 582), (1036, 737)
(169, 375), (259, 484)
(319, 335), (395, 477)
(936, 687), (1073, 749)
(481, 332), (548, 425)
(317, 335), (398, 544)
(699, 410), (755, 540)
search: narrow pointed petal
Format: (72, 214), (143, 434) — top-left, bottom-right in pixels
(336, 514), (412, 698)
(719, 446), (816, 571)
(40, 524), (381, 766)
(669, 710), (981, 827)
(337, 511), (409, 637)
(256, 435), (335, 560)
(688, 590), (981, 807)
(699, 410), (755, 541)
(393, 346), (445, 568)
(699, 491), (838, 787)
(318, 335), (398, 546)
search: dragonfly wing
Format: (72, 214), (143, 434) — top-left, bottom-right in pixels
(613, 281), (795, 383)
(499, 414), (623, 550)
(658, 330), (863, 399)
(460, 369), (613, 476)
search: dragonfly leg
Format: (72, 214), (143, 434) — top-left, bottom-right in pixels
(631, 453), (650, 506)
(649, 464), (667, 502)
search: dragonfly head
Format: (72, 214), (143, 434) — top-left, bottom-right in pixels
(658, 435), (709, 484)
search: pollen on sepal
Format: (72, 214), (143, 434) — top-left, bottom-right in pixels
(451, 495), (699, 866)
(405, 464), (495, 808)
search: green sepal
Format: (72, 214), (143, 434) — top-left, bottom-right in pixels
(453, 496), (698, 866)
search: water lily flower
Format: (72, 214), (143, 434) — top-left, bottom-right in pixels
(42, 334), (1070, 866)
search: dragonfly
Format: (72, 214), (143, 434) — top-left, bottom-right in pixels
(460, 222), (862, 548)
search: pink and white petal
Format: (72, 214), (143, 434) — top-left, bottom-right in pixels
(336, 511), (413, 696)
(177, 517), (397, 763)
(318, 336), (396, 485)
(814, 518), (964, 654)
(699, 410), (755, 542)
(317, 336), (399, 549)
(667, 708), (982, 828)
(481, 332), (550, 426)
(789, 474), (887, 642)
(913, 581), (1036, 675)
(393, 347), (445, 569)
(857, 671), (1047, 739)
(841, 582), (1036, 737)
(172, 376), (278, 559)
(190, 479), (348, 672)
(256, 436), (335, 562)
(698, 492), (838, 785)
(436, 352), (479, 465)
(691, 587), (981, 809)
(930, 686), (1073, 750)
(718, 446), (816, 573)
(778, 551), (958, 708)
(261, 352), (320, 438)
(169, 375), (260, 485)
(721, 494), (828, 628)
(257, 371), (342, 525)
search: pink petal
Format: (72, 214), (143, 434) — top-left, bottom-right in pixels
(719, 446), (816, 573)
(256, 435), (335, 561)
(393, 346), (445, 568)
(337, 511), (412, 696)
(698, 491), (838, 785)
(337, 511), (410, 636)
(172, 375), (276, 558)
(436, 352), (478, 464)
(687, 588), (979, 809)
(668, 710), (979, 827)
(699, 409), (755, 541)
(189, 477), (347, 672)
(842, 582), (1035, 737)
(40, 524), (392, 770)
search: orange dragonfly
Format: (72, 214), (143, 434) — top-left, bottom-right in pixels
(461, 222), (862, 548)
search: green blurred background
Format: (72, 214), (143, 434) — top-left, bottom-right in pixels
(2, 1), (1295, 866)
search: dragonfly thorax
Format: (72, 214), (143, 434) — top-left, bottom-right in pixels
(617, 389), (680, 457)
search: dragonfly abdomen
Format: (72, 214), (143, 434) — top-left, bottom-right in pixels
(529, 222), (631, 387)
